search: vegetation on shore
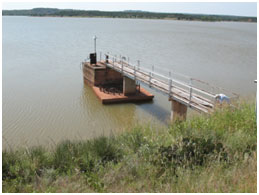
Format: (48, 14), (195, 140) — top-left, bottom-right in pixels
(2, 8), (257, 22)
(2, 101), (257, 192)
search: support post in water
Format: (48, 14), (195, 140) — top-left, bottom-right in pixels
(123, 76), (136, 96)
(170, 100), (187, 122)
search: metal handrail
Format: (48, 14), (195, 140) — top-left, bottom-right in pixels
(106, 52), (239, 99)
(106, 53), (216, 100)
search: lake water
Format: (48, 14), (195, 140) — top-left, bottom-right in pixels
(3, 16), (257, 149)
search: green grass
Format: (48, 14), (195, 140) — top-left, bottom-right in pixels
(2, 101), (257, 192)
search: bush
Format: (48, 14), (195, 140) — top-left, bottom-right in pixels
(90, 136), (122, 164)
(156, 136), (227, 169)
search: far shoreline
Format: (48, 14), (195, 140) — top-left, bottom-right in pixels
(2, 15), (257, 23)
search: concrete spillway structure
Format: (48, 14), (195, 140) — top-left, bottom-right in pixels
(82, 55), (188, 121)
(83, 61), (122, 86)
(82, 52), (237, 122)
(82, 59), (154, 104)
(82, 59), (189, 121)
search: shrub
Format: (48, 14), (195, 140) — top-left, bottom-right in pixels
(90, 136), (122, 164)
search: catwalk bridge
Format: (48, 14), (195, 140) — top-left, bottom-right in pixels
(83, 51), (238, 121)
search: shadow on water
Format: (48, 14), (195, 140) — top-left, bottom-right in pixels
(81, 79), (170, 127)
(136, 82), (171, 124)
(135, 101), (170, 124)
(80, 81), (139, 131)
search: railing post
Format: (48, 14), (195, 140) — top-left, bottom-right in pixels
(168, 79), (172, 98)
(169, 71), (171, 78)
(189, 79), (193, 105)
(100, 52), (102, 61)
(121, 60), (124, 75)
(134, 66), (136, 80)
(152, 65), (154, 76)
(149, 72), (152, 87)
(137, 60), (140, 70)
(113, 57), (115, 68)
(115, 55), (117, 62)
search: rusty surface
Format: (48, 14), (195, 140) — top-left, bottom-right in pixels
(92, 85), (154, 104)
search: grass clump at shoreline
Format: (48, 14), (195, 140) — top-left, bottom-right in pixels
(2, 101), (257, 192)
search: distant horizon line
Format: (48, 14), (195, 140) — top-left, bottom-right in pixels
(2, 7), (256, 18)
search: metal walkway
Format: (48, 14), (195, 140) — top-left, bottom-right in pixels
(103, 53), (237, 113)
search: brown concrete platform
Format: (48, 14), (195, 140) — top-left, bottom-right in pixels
(92, 86), (154, 104)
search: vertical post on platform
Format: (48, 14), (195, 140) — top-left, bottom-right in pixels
(137, 60), (140, 70)
(93, 35), (97, 53)
(105, 54), (109, 64)
(152, 65), (154, 76)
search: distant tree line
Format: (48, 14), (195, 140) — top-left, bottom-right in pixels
(2, 8), (257, 22)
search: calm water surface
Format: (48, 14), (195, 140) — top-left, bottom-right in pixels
(3, 16), (257, 149)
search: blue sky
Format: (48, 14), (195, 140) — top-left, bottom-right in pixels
(2, 2), (257, 17)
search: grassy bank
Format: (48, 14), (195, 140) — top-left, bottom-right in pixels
(3, 101), (257, 192)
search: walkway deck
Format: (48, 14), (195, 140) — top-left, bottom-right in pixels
(103, 54), (230, 113)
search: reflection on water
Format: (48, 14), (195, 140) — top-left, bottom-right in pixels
(3, 16), (256, 149)
(80, 82), (138, 133)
